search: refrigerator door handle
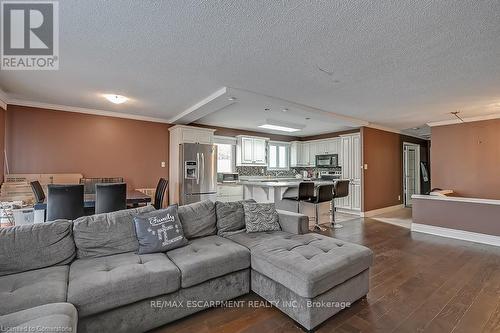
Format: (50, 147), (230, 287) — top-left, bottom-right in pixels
(201, 153), (205, 185)
(196, 153), (200, 185)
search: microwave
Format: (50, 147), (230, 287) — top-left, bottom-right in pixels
(217, 172), (239, 183)
(315, 154), (338, 168)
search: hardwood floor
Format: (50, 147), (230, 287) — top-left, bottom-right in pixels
(152, 217), (500, 333)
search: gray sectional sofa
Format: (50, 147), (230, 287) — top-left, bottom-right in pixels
(0, 201), (373, 332)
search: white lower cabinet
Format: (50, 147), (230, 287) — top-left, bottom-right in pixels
(216, 184), (243, 202)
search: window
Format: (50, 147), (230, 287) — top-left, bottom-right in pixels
(268, 142), (290, 170)
(216, 143), (235, 173)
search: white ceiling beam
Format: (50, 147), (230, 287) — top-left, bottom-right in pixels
(168, 87), (233, 124)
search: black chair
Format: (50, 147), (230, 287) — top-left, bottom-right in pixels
(47, 184), (84, 221)
(30, 181), (46, 203)
(332, 180), (350, 228)
(307, 184), (334, 231)
(281, 181), (315, 212)
(80, 177), (124, 194)
(95, 183), (127, 214)
(154, 178), (168, 209)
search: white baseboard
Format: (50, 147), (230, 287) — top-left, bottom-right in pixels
(360, 204), (404, 218)
(411, 223), (500, 247)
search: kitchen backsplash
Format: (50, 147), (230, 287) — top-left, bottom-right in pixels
(236, 166), (341, 177)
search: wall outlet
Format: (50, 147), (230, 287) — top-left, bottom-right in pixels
(161, 161), (166, 168)
(398, 195), (401, 201)
(364, 164), (368, 170)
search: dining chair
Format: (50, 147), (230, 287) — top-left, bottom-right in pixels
(154, 178), (168, 209)
(47, 184), (85, 221)
(95, 183), (127, 214)
(30, 181), (46, 203)
(80, 177), (124, 194)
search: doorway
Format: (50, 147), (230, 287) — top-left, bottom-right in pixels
(403, 143), (421, 207)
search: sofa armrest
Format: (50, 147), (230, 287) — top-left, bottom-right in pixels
(276, 210), (309, 234)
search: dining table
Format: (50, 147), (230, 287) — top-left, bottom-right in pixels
(33, 190), (152, 222)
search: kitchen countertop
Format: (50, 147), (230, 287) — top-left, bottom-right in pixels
(239, 180), (335, 187)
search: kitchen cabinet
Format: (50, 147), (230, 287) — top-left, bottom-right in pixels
(290, 138), (342, 167)
(335, 133), (361, 212)
(236, 136), (269, 166)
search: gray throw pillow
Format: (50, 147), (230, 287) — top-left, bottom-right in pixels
(216, 199), (255, 236)
(133, 205), (188, 254)
(242, 202), (281, 233)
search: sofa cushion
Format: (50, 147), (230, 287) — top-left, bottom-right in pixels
(248, 233), (373, 298)
(67, 252), (180, 317)
(242, 202), (281, 233)
(0, 303), (78, 333)
(0, 266), (69, 315)
(0, 220), (75, 276)
(166, 235), (250, 288)
(133, 205), (188, 254)
(73, 205), (155, 259)
(178, 200), (217, 239)
(226, 231), (292, 249)
(215, 200), (255, 236)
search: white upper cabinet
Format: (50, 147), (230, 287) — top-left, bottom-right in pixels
(171, 125), (215, 144)
(290, 138), (342, 167)
(236, 136), (268, 166)
(308, 142), (317, 166)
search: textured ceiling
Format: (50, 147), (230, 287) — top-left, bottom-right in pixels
(1, 0), (499, 134)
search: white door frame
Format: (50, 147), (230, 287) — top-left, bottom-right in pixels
(403, 142), (421, 207)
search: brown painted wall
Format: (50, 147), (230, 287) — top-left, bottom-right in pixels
(5, 105), (171, 190)
(362, 127), (403, 211)
(431, 119), (500, 199)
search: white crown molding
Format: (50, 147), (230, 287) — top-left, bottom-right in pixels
(411, 223), (500, 247)
(0, 88), (7, 110)
(7, 99), (171, 124)
(365, 123), (427, 140)
(427, 113), (500, 127)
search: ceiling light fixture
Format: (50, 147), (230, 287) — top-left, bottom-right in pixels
(258, 119), (304, 133)
(259, 124), (301, 132)
(104, 94), (128, 104)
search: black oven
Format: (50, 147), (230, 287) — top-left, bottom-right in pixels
(315, 154), (338, 168)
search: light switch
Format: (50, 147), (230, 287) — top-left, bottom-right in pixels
(161, 161), (166, 168)
(364, 164), (368, 170)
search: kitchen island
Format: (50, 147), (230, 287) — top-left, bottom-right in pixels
(241, 180), (334, 204)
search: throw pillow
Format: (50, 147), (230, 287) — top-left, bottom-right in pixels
(133, 205), (188, 254)
(215, 199), (255, 236)
(242, 202), (281, 233)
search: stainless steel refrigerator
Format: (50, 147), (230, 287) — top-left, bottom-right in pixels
(179, 143), (217, 205)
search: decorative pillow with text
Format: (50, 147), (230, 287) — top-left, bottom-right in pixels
(133, 205), (188, 254)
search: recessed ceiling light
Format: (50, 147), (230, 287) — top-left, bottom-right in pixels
(104, 94), (128, 104)
(259, 124), (301, 132)
(264, 108), (271, 111)
(282, 108), (288, 112)
(227, 97), (237, 101)
(305, 117), (311, 120)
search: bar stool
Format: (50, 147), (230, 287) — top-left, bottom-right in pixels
(306, 184), (334, 231)
(280, 181), (315, 213)
(332, 180), (350, 229)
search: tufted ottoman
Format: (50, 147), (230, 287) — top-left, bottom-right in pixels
(238, 232), (373, 330)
